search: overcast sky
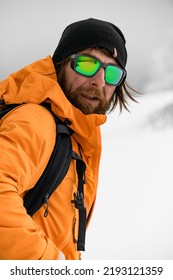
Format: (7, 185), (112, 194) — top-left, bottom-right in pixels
(1, 0), (173, 91)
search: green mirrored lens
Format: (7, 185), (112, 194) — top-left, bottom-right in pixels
(105, 65), (123, 85)
(76, 56), (100, 76)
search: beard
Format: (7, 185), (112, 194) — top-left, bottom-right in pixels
(59, 75), (113, 115)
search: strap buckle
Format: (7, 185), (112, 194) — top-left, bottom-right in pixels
(71, 192), (85, 210)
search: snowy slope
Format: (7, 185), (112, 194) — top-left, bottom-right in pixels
(84, 90), (173, 260)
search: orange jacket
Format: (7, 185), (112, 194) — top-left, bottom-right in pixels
(0, 56), (106, 259)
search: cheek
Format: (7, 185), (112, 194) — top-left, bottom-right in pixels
(70, 77), (82, 91)
(66, 74), (89, 93)
(65, 64), (86, 92)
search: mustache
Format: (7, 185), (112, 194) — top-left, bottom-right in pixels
(74, 86), (105, 99)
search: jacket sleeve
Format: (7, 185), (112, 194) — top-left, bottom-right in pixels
(0, 103), (59, 259)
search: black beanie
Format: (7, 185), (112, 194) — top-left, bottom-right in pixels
(52, 18), (127, 69)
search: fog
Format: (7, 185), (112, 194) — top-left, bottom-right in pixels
(1, 0), (173, 91)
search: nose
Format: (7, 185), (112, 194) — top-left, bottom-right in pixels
(89, 68), (105, 89)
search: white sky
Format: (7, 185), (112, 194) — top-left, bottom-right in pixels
(1, 0), (173, 90)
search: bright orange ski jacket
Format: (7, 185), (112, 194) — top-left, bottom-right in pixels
(0, 56), (106, 260)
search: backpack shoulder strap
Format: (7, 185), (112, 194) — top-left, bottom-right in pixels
(0, 103), (20, 118)
(0, 102), (73, 216)
(71, 151), (86, 251)
(24, 103), (73, 216)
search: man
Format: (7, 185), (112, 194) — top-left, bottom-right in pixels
(0, 18), (136, 260)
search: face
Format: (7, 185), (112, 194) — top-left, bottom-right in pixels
(59, 49), (117, 115)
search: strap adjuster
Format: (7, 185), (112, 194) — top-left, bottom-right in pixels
(71, 192), (85, 210)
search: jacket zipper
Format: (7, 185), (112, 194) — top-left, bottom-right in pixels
(43, 193), (49, 217)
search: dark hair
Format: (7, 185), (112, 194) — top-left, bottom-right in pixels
(54, 49), (138, 113)
(111, 82), (138, 113)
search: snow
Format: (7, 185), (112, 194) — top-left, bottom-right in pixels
(84, 90), (173, 259)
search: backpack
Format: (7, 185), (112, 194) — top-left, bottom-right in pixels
(0, 102), (86, 251)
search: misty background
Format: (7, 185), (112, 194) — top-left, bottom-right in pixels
(1, 0), (173, 259)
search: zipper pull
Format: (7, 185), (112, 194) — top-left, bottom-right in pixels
(44, 193), (49, 217)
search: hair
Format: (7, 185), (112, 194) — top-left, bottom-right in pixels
(54, 48), (139, 113)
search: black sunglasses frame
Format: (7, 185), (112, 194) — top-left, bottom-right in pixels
(69, 54), (127, 86)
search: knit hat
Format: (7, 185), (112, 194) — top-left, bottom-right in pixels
(52, 18), (127, 69)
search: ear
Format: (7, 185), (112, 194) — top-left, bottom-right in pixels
(113, 48), (117, 58)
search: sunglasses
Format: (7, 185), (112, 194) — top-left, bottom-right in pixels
(69, 54), (126, 86)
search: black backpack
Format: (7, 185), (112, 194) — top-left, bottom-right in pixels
(0, 102), (86, 251)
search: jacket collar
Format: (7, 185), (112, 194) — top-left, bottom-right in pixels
(0, 56), (107, 146)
